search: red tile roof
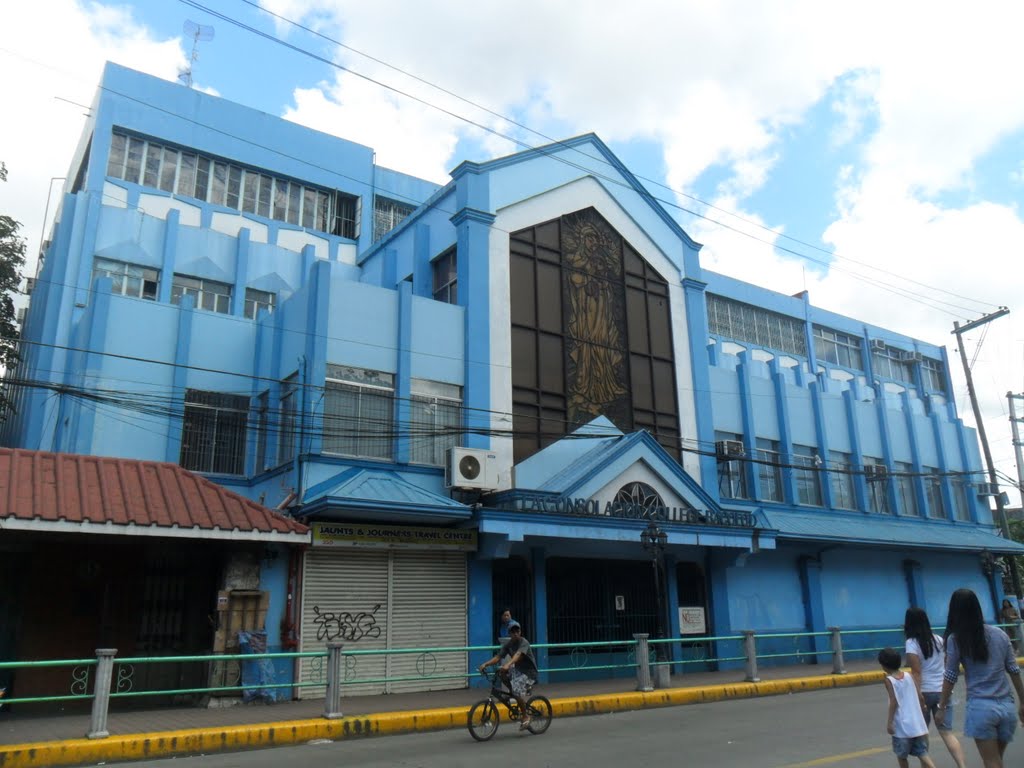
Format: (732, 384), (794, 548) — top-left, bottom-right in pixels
(0, 448), (308, 542)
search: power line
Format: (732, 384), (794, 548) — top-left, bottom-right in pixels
(0, 42), (990, 320)
(4, 373), (986, 481)
(179, 0), (999, 317)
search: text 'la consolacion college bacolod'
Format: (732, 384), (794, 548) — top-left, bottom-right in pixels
(1, 61), (1020, 701)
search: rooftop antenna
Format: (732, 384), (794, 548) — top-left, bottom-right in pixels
(178, 20), (215, 88)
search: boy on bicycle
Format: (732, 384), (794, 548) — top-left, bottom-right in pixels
(478, 621), (538, 729)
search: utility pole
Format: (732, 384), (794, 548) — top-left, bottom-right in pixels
(952, 308), (1022, 600)
(1008, 390), (1024, 518)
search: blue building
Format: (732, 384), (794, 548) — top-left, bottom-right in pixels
(5, 62), (1019, 695)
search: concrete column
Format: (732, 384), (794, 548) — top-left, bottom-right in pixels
(742, 631), (760, 682)
(86, 649), (117, 739)
(634, 634), (653, 692)
(323, 642), (344, 719)
(830, 627), (847, 674)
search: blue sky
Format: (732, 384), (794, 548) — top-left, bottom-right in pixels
(2, 0), (1024, 486)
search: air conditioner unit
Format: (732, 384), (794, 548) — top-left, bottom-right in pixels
(16, 307), (26, 325)
(24, 277), (35, 296)
(870, 339), (887, 352)
(445, 447), (499, 491)
(976, 482), (1000, 497)
(899, 350), (924, 364)
(715, 439), (745, 459)
(864, 464), (888, 481)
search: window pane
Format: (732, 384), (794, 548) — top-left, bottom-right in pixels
(258, 175), (272, 217)
(107, 133), (127, 178)
(125, 137), (145, 184)
(210, 162), (228, 206)
(226, 165), (243, 209)
(242, 171), (259, 213)
(287, 182), (301, 225)
(143, 143), (162, 188)
(273, 179), (289, 220)
(159, 148), (178, 192)
(302, 188), (316, 228)
(177, 153), (197, 197)
(194, 157), (210, 201)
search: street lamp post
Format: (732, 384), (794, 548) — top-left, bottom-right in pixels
(640, 517), (668, 685)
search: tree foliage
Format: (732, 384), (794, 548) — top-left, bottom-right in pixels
(0, 161), (27, 419)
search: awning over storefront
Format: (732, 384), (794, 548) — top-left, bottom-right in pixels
(0, 448), (309, 542)
(475, 507), (772, 553)
(298, 467), (472, 524)
(759, 508), (1024, 554)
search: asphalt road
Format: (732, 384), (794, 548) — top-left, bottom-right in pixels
(116, 684), (994, 768)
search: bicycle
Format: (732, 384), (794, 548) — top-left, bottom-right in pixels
(467, 669), (552, 741)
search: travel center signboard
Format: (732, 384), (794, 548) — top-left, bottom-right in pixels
(312, 522), (477, 551)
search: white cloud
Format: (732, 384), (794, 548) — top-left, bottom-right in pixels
(4, 0), (1023, 488)
(0, 1), (185, 277)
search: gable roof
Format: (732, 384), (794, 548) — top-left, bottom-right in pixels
(0, 448), (309, 542)
(512, 417), (719, 511)
(453, 133), (703, 252)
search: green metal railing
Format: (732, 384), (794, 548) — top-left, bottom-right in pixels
(2, 618), (1021, 738)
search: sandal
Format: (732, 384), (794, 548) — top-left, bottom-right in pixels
(519, 717), (531, 731)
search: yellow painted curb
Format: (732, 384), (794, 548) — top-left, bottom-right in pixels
(0, 671), (884, 768)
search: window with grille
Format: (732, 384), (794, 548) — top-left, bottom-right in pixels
(829, 451), (857, 510)
(793, 445), (822, 506)
(373, 196), (416, 242)
(894, 462), (919, 515)
(756, 439), (783, 502)
(171, 275), (232, 314)
(244, 288), (275, 320)
(706, 294), (807, 356)
(925, 468), (946, 519)
(813, 326), (863, 370)
(92, 257), (158, 300)
(432, 248), (457, 304)
(179, 390), (248, 475)
(278, 375), (297, 465)
(716, 432), (748, 499)
(323, 365), (394, 460)
(409, 379), (462, 466)
(107, 130), (360, 239)
(921, 358), (946, 392)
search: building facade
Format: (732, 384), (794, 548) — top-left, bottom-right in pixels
(4, 62), (1019, 693)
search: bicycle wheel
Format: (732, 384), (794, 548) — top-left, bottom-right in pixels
(525, 695), (552, 734)
(467, 700), (500, 741)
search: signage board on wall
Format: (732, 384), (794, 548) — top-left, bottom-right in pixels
(678, 606), (706, 635)
(312, 522), (477, 551)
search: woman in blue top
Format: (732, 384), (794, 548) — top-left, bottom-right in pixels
(937, 588), (1024, 768)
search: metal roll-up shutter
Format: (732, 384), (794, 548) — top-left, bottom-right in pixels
(387, 550), (467, 693)
(299, 549), (389, 698)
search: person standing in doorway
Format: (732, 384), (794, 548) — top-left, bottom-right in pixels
(1001, 598), (1020, 626)
(937, 588), (1024, 768)
(903, 607), (967, 768)
(498, 607), (515, 643)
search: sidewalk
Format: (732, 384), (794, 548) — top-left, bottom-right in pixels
(0, 659), (883, 768)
